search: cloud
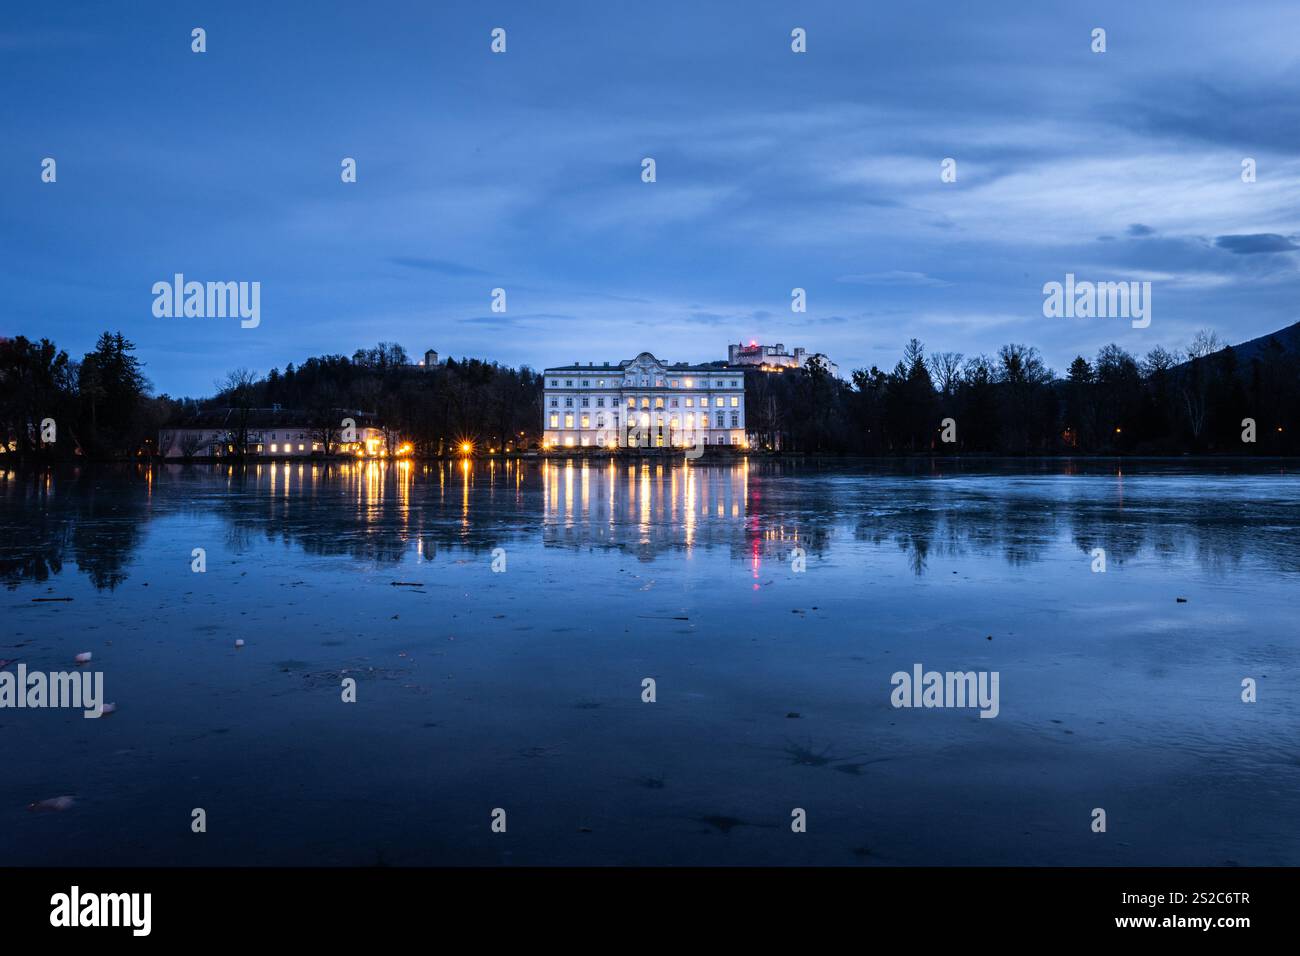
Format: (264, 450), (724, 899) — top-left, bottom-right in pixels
(1127, 224), (1155, 237)
(458, 312), (576, 327)
(389, 257), (489, 276)
(1214, 234), (1300, 254)
(837, 271), (953, 288)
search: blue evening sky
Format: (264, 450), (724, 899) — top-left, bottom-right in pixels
(3, 1), (1299, 396)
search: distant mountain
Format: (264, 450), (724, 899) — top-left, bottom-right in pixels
(1224, 321), (1300, 365)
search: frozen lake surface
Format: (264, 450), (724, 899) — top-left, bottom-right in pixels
(2, 458), (1298, 865)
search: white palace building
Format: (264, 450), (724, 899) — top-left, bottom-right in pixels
(543, 352), (746, 449)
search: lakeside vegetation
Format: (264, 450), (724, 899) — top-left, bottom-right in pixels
(2, 330), (1297, 460)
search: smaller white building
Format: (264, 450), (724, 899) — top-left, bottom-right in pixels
(159, 408), (387, 459)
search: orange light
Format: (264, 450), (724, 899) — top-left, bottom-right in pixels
(460, 442), (473, 455)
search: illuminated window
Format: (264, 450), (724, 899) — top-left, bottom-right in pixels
(684, 378), (693, 387)
(270, 444), (277, 452)
(654, 397), (664, 409)
(564, 413), (574, 428)
(626, 396), (635, 407)
(686, 398), (694, 407)
(715, 397), (724, 407)
(581, 414), (590, 428)
(549, 413), (558, 428)
(730, 396), (739, 407)
(298, 444), (305, 451)
(640, 397), (649, 408)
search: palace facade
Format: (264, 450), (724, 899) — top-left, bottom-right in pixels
(543, 352), (746, 449)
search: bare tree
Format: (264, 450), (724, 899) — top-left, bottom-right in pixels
(307, 385), (343, 454)
(217, 368), (258, 458)
(180, 431), (203, 459)
(1187, 329), (1223, 361)
(929, 351), (964, 396)
(1181, 329), (1223, 442)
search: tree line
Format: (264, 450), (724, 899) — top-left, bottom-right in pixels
(212, 342), (542, 457)
(746, 331), (1300, 455)
(3, 329), (1298, 460)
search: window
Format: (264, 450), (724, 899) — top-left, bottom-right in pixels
(654, 397), (664, 409)
(564, 413), (574, 428)
(550, 398), (558, 407)
(596, 397), (605, 407)
(730, 413), (739, 427)
(582, 380), (589, 387)
(686, 398), (694, 407)
(730, 396), (739, 407)
(298, 444), (305, 452)
(671, 398), (678, 408)
(270, 443), (278, 452)
(626, 396), (635, 407)
(716, 413), (724, 428)
(612, 414), (619, 427)
(550, 380), (558, 386)
(597, 414), (605, 428)
(671, 379), (679, 388)
(730, 380), (737, 387)
(684, 378), (693, 387)
(581, 397), (589, 407)
(565, 397), (573, 407)
(549, 413), (558, 428)
(715, 397), (724, 407)
(598, 380), (605, 387)
(565, 380), (573, 387)
(581, 414), (590, 428)
(312, 442), (322, 451)
(640, 397), (649, 408)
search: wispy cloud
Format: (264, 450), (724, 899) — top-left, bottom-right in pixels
(389, 257), (489, 276)
(837, 271), (953, 288)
